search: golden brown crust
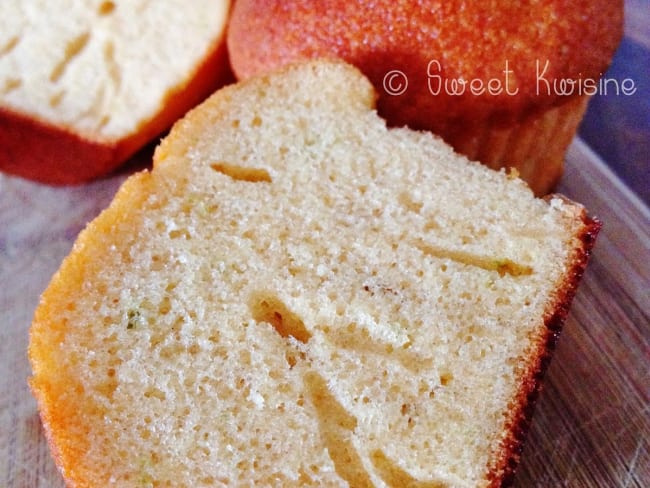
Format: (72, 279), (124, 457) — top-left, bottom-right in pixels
(0, 108), (118, 184)
(29, 380), (89, 488)
(0, 35), (232, 185)
(486, 208), (601, 486)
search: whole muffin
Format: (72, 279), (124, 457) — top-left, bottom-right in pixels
(227, 0), (623, 194)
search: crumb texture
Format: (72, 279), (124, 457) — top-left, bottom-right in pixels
(29, 60), (590, 487)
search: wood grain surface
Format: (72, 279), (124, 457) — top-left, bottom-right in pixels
(1, 138), (648, 487)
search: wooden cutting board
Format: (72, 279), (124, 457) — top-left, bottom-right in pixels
(1, 138), (648, 487)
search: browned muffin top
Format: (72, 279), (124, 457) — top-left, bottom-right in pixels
(228, 0), (623, 124)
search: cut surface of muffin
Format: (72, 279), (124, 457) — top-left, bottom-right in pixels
(29, 59), (598, 487)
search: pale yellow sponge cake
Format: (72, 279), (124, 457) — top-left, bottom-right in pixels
(29, 59), (599, 487)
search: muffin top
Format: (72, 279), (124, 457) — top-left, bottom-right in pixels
(228, 0), (623, 124)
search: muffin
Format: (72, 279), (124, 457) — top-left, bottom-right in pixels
(227, 0), (623, 194)
(0, 0), (231, 184)
(30, 60), (599, 487)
